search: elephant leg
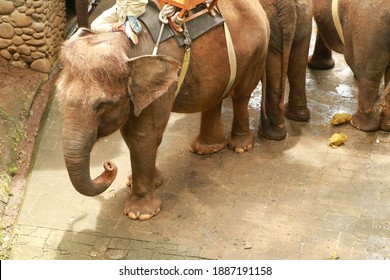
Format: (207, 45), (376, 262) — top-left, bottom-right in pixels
(382, 64), (390, 129)
(308, 33), (335, 70)
(350, 77), (381, 131)
(125, 168), (163, 189)
(349, 47), (388, 131)
(120, 103), (172, 220)
(228, 89), (254, 153)
(258, 49), (287, 140)
(285, 31), (311, 122)
(190, 102), (226, 155)
(380, 82), (390, 131)
(75, 0), (89, 28)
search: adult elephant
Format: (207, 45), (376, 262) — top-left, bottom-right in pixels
(57, 0), (269, 220)
(258, 0), (313, 140)
(66, 0), (89, 28)
(308, 0), (390, 131)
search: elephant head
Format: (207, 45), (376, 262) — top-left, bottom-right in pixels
(57, 28), (180, 196)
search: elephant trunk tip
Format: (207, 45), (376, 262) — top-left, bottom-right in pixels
(104, 160), (117, 173)
(93, 160), (118, 193)
(77, 160), (118, 197)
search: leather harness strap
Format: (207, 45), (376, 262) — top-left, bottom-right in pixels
(332, 0), (345, 45)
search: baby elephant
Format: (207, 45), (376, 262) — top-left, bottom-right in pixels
(309, 0), (390, 131)
(57, 0), (269, 221)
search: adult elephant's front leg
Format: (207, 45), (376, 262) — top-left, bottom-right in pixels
(75, 0), (89, 28)
(190, 102), (226, 155)
(121, 105), (171, 220)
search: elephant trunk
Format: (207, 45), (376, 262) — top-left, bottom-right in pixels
(75, 0), (89, 28)
(62, 118), (117, 196)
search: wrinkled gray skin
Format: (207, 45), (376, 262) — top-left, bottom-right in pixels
(308, 0), (390, 131)
(67, 0), (89, 28)
(258, 0), (313, 140)
(76, 0), (89, 27)
(57, 0), (269, 220)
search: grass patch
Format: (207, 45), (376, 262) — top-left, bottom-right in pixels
(7, 164), (17, 177)
(0, 109), (13, 122)
(0, 172), (12, 260)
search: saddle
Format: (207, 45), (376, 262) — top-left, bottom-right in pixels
(138, 0), (235, 100)
(138, 0), (224, 47)
(159, 0), (218, 31)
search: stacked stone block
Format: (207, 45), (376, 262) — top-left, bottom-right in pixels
(0, 0), (66, 73)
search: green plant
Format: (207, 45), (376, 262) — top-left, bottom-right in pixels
(7, 164), (17, 177)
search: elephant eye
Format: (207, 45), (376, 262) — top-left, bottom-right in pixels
(94, 101), (113, 113)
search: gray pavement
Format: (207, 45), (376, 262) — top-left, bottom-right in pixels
(7, 1), (390, 260)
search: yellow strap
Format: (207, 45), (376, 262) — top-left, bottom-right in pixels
(174, 21), (236, 99)
(175, 47), (191, 97)
(222, 21), (237, 99)
(332, 0), (345, 45)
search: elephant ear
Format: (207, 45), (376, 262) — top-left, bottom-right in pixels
(128, 55), (180, 117)
(70, 27), (95, 40)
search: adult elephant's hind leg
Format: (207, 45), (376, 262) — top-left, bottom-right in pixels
(228, 89), (254, 153)
(349, 48), (386, 131)
(350, 77), (381, 131)
(190, 102), (226, 155)
(285, 28), (311, 122)
(258, 49), (287, 140)
(308, 33), (335, 70)
(380, 82), (390, 131)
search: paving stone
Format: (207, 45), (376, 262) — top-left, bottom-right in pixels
(45, 229), (64, 249)
(58, 240), (93, 256)
(125, 249), (154, 260)
(108, 237), (130, 250)
(105, 248), (128, 260)
(151, 252), (187, 260)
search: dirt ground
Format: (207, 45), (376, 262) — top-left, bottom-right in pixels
(0, 57), (58, 258)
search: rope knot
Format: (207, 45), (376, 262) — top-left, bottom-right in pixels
(159, 4), (185, 27)
(159, 4), (176, 24)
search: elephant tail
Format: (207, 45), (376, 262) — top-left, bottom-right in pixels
(276, 0), (297, 100)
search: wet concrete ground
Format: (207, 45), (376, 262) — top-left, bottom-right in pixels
(7, 1), (390, 260)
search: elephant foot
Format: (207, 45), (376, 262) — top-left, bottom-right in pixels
(124, 192), (161, 221)
(258, 119), (287, 140)
(227, 133), (254, 153)
(350, 109), (380, 131)
(126, 169), (163, 188)
(284, 103), (310, 122)
(189, 135), (226, 155)
(308, 55), (335, 70)
(380, 120), (390, 131)
(380, 105), (390, 131)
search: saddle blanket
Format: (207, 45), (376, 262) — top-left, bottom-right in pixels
(138, 1), (225, 47)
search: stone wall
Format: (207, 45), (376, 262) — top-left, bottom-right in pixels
(0, 0), (66, 73)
